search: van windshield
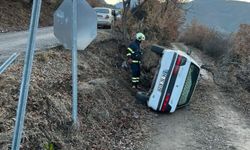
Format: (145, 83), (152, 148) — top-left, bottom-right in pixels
(178, 63), (200, 106)
(95, 9), (109, 14)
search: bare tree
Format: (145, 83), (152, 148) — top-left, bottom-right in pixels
(122, 0), (131, 41)
(119, 0), (186, 43)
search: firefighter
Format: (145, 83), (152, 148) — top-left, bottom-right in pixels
(127, 32), (145, 89)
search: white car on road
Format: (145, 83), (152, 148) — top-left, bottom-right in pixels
(137, 45), (201, 113)
(94, 7), (115, 28)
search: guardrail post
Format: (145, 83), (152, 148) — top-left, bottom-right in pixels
(11, 1), (42, 149)
(72, 0), (78, 124)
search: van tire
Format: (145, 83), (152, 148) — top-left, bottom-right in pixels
(135, 91), (149, 105)
(151, 44), (165, 56)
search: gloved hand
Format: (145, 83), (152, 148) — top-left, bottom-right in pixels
(127, 58), (132, 64)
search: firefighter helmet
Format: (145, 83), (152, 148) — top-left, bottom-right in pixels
(136, 32), (145, 41)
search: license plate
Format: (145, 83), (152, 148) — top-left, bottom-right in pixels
(158, 70), (168, 92)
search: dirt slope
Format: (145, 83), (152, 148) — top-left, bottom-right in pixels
(0, 40), (150, 149)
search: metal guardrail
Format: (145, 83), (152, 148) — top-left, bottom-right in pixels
(0, 52), (19, 74)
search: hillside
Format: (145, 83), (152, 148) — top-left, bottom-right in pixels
(185, 0), (250, 32)
(0, 0), (61, 32)
(0, 0), (106, 33)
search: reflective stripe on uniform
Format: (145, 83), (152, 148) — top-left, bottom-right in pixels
(132, 77), (140, 83)
(132, 60), (140, 63)
(127, 53), (131, 56)
(127, 48), (134, 53)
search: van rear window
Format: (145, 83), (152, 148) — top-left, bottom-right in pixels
(178, 63), (200, 106)
(95, 9), (109, 14)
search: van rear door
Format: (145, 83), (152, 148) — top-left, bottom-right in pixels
(177, 63), (200, 107)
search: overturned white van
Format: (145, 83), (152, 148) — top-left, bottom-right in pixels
(137, 45), (200, 113)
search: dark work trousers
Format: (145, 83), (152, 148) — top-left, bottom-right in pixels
(130, 62), (141, 86)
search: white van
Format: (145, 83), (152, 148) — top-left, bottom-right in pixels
(94, 7), (115, 28)
(137, 45), (200, 113)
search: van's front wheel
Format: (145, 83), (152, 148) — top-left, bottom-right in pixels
(151, 44), (165, 56)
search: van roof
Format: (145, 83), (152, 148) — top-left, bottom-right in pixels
(94, 7), (113, 10)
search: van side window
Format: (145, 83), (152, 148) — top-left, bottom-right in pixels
(178, 63), (200, 106)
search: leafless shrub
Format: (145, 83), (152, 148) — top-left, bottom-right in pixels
(179, 21), (229, 58)
(119, 0), (184, 45)
(212, 25), (250, 114)
(225, 24), (250, 91)
(129, 0), (183, 45)
(230, 24), (250, 63)
(201, 31), (229, 58)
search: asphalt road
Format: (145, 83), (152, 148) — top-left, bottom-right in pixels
(0, 27), (110, 63)
(0, 27), (59, 62)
